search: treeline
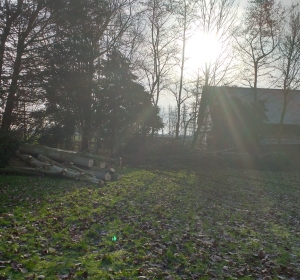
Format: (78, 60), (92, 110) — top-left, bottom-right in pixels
(0, 0), (299, 151)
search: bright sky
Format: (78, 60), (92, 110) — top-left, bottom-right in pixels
(158, 0), (294, 108)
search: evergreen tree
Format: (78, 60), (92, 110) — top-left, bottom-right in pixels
(95, 49), (163, 151)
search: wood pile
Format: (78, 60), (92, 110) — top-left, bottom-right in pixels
(0, 144), (122, 185)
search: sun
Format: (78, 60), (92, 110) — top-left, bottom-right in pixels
(185, 31), (222, 73)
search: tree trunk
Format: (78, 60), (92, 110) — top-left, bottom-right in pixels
(37, 154), (86, 179)
(192, 86), (210, 147)
(79, 151), (121, 166)
(90, 166), (116, 174)
(81, 123), (90, 152)
(78, 176), (104, 185)
(37, 154), (95, 176)
(64, 163), (94, 177)
(19, 144), (94, 168)
(63, 169), (82, 180)
(80, 58), (94, 152)
(0, 167), (43, 176)
(37, 154), (65, 168)
(92, 171), (111, 181)
(16, 151), (67, 175)
(1, 44), (23, 130)
(277, 91), (288, 146)
(175, 7), (187, 140)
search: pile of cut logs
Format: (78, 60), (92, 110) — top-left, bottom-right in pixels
(0, 144), (122, 185)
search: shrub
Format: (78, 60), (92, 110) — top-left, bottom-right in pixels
(0, 130), (21, 167)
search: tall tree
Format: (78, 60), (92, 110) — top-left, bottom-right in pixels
(233, 0), (284, 101)
(192, 0), (237, 147)
(139, 0), (176, 106)
(95, 49), (163, 151)
(1, 0), (53, 131)
(171, 0), (198, 140)
(227, 0), (285, 148)
(275, 3), (300, 144)
(44, 0), (137, 151)
(0, 0), (23, 87)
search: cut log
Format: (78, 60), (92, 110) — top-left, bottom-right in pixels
(0, 167), (43, 177)
(111, 173), (123, 181)
(35, 167), (66, 176)
(19, 144), (93, 168)
(99, 162), (106, 168)
(64, 163), (94, 177)
(92, 171), (111, 181)
(16, 150), (45, 168)
(37, 154), (84, 179)
(9, 166), (43, 172)
(37, 154), (65, 168)
(63, 169), (81, 180)
(79, 152), (121, 166)
(16, 151), (66, 175)
(90, 166), (116, 174)
(78, 175), (104, 185)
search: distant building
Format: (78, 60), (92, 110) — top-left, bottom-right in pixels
(205, 86), (300, 149)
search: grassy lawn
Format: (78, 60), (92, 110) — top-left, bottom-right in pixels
(0, 167), (299, 279)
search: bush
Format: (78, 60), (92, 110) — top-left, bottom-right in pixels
(0, 130), (21, 167)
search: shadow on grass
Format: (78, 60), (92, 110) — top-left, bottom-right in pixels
(0, 167), (300, 279)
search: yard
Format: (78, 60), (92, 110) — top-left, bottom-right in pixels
(0, 166), (299, 279)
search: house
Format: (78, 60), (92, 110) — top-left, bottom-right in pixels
(205, 86), (300, 149)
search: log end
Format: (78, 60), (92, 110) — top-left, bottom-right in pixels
(105, 173), (112, 181)
(99, 162), (106, 168)
(88, 159), (94, 168)
(99, 180), (105, 186)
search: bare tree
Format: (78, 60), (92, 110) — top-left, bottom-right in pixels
(169, 77), (193, 138)
(137, 0), (177, 108)
(0, 0), (23, 87)
(233, 0), (285, 101)
(166, 105), (177, 136)
(1, 0), (53, 131)
(275, 3), (300, 143)
(192, 0), (237, 147)
(171, 0), (198, 140)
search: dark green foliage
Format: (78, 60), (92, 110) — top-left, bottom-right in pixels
(40, 2), (163, 151)
(95, 49), (163, 151)
(37, 125), (70, 148)
(0, 130), (21, 167)
(40, 0), (117, 151)
(139, 105), (164, 137)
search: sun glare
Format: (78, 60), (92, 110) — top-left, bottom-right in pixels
(185, 31), (222, 73)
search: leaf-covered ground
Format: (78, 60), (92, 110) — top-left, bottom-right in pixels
(0, 167), (299, 279)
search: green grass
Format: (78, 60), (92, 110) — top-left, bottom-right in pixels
(0, 167), (300, 279)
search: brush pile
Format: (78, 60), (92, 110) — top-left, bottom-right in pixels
(0, 144), (122, 185)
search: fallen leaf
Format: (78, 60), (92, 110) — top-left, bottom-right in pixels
(20, 267), (28, 273)
(57, 274), (70, 279)
(10, 260), (20, 271)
